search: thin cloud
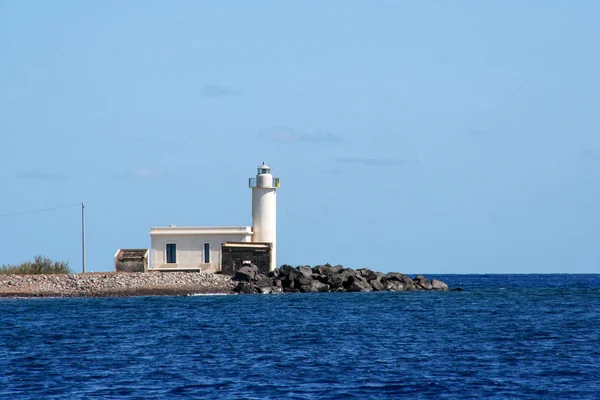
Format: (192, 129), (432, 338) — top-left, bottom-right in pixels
(581, 149), (600, 162)
(201, 84), (242, 98)
(14, 170), (70, 181)
(468, 129), (491, 138)
(258, 127), (345, 144)
(336, 157), (416, 167)
(111, 167), (172, 181)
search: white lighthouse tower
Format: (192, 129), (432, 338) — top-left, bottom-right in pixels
(250, 162), (279, 271)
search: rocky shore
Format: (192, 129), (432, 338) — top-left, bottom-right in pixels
(233, 264), (449, 294)
(0, 265), (449, 298)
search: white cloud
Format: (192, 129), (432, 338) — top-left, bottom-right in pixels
(259, 127), (345, 144)
(201, 84), (242, 98)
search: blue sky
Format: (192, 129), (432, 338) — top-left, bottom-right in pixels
(1, 0), (599, 274)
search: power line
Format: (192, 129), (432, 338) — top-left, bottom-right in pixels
(0, 203), (81, 218)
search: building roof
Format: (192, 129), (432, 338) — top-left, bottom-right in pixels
(114, 248), (149, 261)
(150, 226), (253, 236)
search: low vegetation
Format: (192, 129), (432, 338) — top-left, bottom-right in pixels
(0, 256), (72, 275)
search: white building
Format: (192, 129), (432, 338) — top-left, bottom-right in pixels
(149, 163), (280, 274)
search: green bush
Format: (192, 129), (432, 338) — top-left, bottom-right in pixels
(0, 255), (72, 275)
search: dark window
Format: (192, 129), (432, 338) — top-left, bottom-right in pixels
(204, 243), (210, 263)
(166, 243), (177, 263)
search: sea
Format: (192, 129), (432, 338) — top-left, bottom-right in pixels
(1, 274), (599, 399)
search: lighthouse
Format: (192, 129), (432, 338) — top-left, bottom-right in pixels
(250, 162), (279, 271)
(147, 162), (280, 275)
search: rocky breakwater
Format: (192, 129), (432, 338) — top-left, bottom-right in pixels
(233, 264), (449, 294)
(0, 272), (236, 298)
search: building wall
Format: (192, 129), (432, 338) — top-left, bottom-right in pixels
(150, 233), (251, 270)
(221, 245), (272, 276)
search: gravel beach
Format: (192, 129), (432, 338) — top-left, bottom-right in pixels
(0, 272), (236, 298)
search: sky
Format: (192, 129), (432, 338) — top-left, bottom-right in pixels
(0, 0), (599, 274)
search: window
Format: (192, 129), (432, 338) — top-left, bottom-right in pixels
(166, 243), (177, 264)
(204, 243), (210, 263)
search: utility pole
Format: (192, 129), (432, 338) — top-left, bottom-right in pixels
(82, 202), (86, 273)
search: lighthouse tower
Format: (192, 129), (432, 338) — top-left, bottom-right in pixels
(250, 162), (279, 271)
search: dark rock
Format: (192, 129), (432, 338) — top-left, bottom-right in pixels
(385, 272), (417, 290)
(278, 265), (295, 278)
(255, 275), (272, 293)
(384, 281), (405, 292)
(233, 266), (257, 282)
(283, 288), (300, 293)
(348, 275), (372, 292)
(331, 265), (344, 274)
(310, 280), (329, 292)
(256, 285), (272, 294)
(297, 265), (313, 277)
(295, 274), (312, 286)
(431, 279), (449, 291)
(312, 273), (329, 284)
(452, 287), (463, 292)
(370, 279), (384, 291)
(358, 268), (378, 281)
(414, 275), (433, 290)
(268, 268), (280, 278)
(235, 281), (257, 294)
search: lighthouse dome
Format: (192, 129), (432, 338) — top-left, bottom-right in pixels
(257, 162), (272, 175)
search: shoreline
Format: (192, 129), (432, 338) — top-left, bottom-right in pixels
(1, 267), (450, 298)
(0, 272), (236, 298)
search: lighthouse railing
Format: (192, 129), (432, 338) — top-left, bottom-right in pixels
(249, 178), (280, 188)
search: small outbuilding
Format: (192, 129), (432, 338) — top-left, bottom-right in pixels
(221, 242), (272, 275)
(114, 249), (149, 273)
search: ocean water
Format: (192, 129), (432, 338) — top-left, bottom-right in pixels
(1, 274), (599, 399)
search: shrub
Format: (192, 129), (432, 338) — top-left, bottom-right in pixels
(0, 255), (72, 275)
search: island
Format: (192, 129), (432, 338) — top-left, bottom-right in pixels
(0, 264), (449, 298)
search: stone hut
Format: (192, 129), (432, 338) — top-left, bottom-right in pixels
(114, 249), (149, 273)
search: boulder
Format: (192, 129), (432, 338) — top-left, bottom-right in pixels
(331, 265), (344, 274)
(234, 281), (257, 294)
(295, 274), (312, 286)
(370, 278), (384, 291)
(255, 274), (273, 293)
(385, 272), (417, 290)
(358, 268), (378, 281)
(278, 265), (295, 279)
(278, 265), (298, 288)
(310, 280), (329, 293)
(268, 268), (280, 278)
(256, 285), (273, 294)
(414, 275), (433, 290)
(312, 273), (329, 284)
(384, 281), (404, 292)
(297, 265), (313, 277)
(233, 266), (257, 282)
(348, 275), (372, 292)
(431, 279), (449, 291)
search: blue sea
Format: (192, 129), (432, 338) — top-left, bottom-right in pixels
(1, 274), (599, 399)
